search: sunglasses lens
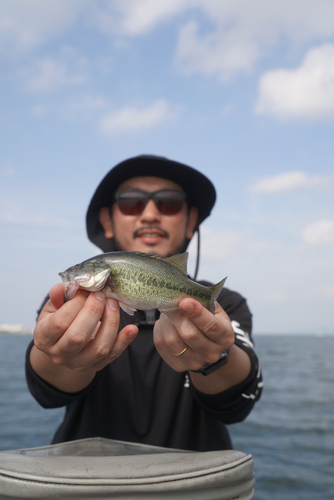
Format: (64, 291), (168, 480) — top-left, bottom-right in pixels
(156, 193), (184, 214)
(117, 194), (146, 215)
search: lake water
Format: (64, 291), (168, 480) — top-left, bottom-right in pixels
(0, 333), (333, 499)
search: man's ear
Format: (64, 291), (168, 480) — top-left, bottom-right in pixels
(99, 207), (114, 239)
(186, 207), (199, 239)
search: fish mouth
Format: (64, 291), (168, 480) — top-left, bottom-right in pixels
(58, 271), (92, 285)
(58, 268), (110, 301)
(58, 271), (92, 301)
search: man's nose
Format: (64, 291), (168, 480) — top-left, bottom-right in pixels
(140, 199), (161, 220)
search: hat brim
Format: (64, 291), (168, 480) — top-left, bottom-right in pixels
(86, 155), (216, 252)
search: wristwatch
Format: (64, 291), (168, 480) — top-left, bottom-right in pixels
(190, 349), (230, 376)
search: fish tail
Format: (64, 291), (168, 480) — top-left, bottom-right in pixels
(208, 277), (227, 313)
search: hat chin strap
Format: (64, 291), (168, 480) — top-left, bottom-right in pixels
(192, 227), (200, 281)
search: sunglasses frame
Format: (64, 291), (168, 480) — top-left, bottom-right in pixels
(114, 189), (187, 215)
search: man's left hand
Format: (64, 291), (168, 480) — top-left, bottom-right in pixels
(153, 298), (251, 394)
(153, 299), (234, 372)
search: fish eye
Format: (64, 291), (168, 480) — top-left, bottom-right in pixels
(73, 264), (82, 271)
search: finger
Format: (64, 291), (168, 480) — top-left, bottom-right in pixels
(154, 314), (193, 359)
(36, 284), (66, 323)
(154, 316), (209, 372)
(93, 324), (138, 372)
(84, 298), (125, 360)
(49, 283), (66, 310)
(70, 298), (138, 371)
(34, 289), (89, 349)
(94, 325), (138, 371)
(52, 291), (108, 357)
(179, 299), (234, 346)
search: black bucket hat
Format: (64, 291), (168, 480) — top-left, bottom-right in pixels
(86, 154), (216, 252)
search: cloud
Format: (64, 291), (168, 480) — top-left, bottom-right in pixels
(255, 44), (334, 120)
(0, 0), (86, 54)
(107, 0), (334, 82)
(248, 171), (329, 193)
(302, 220), (334, 245)
(2, 0), (334, 90)
(174, 1), (334, 80)
(175, 19), (258, 81)
(99, 99), (175, 133)
(0, 0), (189, 53)
(26, 49), (88, 91)
(94, 0), (189, 37)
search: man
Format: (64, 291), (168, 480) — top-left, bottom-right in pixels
(26, 155), (262, 451)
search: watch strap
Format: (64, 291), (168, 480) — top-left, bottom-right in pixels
(190, 348), (230, 376)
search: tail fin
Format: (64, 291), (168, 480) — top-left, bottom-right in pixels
(209, 277), (227, 313)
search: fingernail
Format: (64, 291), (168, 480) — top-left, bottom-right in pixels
(181, 302), (194, 313)
(94, 291), (105, 302)
(107, 298), (118, 311)
(128, 328), (137, 339)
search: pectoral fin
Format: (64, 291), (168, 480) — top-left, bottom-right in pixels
(119, 302), (137, 316)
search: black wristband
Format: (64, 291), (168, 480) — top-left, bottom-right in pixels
(190, 348), (230, 376)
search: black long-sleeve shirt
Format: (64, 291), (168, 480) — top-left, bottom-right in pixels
(25, 285), (262, 451)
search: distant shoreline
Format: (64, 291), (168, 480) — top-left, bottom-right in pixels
(0, 331), (33, 335)
(254, 331), (334, 336)
(0, 324), (33, 335)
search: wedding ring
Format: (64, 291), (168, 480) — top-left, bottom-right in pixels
(172, 346), (188, 356)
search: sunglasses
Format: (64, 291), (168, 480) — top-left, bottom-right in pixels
(114, 189), (186, 215)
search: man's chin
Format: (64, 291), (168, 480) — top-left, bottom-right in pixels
(136, 242), (174, 258)
(138, 243), (165, 256)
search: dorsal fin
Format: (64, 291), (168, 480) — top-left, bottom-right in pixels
(163, 252), (189, 274)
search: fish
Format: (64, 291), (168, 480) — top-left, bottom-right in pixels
(58, 251), (227, 324)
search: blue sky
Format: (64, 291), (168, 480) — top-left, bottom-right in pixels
(1, 0), (334, 333)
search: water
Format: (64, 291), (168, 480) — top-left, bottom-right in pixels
(0, 335), (64, 450)
(229, 334), (334, 499)
(0, 333), (333, 499)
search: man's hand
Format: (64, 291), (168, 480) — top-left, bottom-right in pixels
(30, 283), (138, 393)
(153, 298), (251, 394)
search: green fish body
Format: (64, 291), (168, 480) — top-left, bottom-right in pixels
(59, 251), (227, 324)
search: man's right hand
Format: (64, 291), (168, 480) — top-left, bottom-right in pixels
(30, 284), (138, 393)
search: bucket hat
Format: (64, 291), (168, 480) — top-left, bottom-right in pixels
(86, 154), (216, 252)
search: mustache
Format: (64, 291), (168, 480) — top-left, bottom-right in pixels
(133, 226), (169, 239)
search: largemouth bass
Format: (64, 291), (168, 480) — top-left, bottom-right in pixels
(59, 251), (227, 324)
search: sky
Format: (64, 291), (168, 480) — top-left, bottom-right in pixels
(1, 0), (334, 334)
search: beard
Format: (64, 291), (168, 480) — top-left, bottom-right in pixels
(111, 232), (190, 257)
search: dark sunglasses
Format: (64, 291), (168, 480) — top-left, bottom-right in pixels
(114, 189), (186, 215)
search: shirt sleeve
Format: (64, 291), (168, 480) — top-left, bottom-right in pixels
(25, 340), (100, 409)
(189, 284), (263, 424)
